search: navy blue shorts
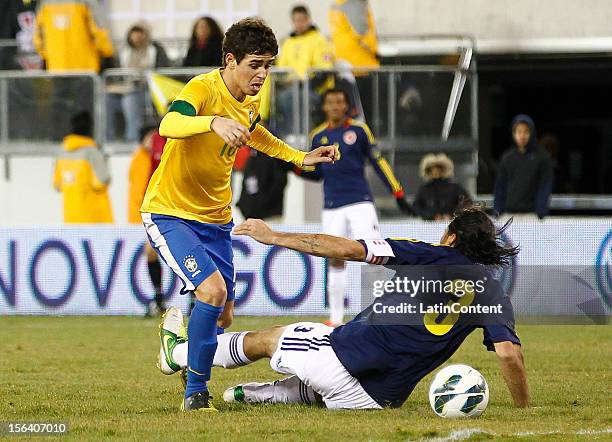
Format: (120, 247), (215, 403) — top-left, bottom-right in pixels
(142, 213), (235, 300)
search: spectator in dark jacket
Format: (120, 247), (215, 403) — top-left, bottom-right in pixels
(413, 153), (470, 220)
(494, 114), (553, 219)
(183, 16), (223, 67)
(237, 149), (288, 222)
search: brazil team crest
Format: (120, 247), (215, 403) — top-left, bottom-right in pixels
(183, 255), (198, 273)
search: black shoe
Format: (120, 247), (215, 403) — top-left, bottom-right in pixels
(181, 391), (218, 412)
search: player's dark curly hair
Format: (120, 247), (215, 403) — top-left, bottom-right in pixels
(447, 202), (519, 266)
(222, 17), (278, 67)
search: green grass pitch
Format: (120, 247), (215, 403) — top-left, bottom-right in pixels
(1, 316), (610, 441)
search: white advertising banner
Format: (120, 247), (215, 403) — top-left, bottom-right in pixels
(0, 220), (610, 316)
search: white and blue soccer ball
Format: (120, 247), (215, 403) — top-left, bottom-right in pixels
(428, 364), (489, 418)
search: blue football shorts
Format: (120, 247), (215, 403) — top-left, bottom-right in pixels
(141, 213), (235, 300)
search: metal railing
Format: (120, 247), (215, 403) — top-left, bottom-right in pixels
(0, 65), (478, 192)
(304, 63), (479, 194)
(100, 67), (302, 153)
(0, 70), (102, 154)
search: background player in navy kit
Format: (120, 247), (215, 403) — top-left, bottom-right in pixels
(159, 205), (529, 410)
(297, 88), (413, 326)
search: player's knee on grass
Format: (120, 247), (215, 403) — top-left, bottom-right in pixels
(194, 272), (227, 307)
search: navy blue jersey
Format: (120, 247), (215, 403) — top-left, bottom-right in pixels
(329, 238), (520, 408)
(301, 119), (404, 209)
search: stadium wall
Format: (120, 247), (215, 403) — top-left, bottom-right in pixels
(0, 156), (321, 226)
(107, 0), (612, 41)
(1, 221), (610, 317)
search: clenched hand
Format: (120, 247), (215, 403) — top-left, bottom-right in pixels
(211, 116), (251, 148)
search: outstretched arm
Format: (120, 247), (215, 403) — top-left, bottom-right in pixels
(250, 124), (339, 167)
(234, 219), (366, 261)
(493, 341), (530, 407)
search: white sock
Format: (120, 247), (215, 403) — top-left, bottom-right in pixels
(213, 332), (253, 368)
(241, 376), (318, 405)
(328, 266), (347, 324)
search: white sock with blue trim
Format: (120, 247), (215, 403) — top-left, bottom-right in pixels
(213, 332), (252, 368)
(239, 376), (318, 405)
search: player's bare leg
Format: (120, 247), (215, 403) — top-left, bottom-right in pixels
(160, 320), (320, 406)
(161, 321), (285, 373)
(326, 259), (346, 327)
(222, 326), (321, 406)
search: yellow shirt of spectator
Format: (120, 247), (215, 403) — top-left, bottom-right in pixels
(277, 26), (334, 80)
(34, 0), (114, 72)
(141, 68), (307, 225)
(53, 135), (113, 223)
(330, 0), (379, 68)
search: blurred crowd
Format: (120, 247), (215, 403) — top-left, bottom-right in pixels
(2, 0), (553, 222)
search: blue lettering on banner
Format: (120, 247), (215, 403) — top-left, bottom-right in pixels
(82, 239), (123, 307)
(0, 240), (17, 306)
(595, 229), (612, 308)
(263, 246), (312, 308)
(129, 242), (178, 305)
(29, 240), (77, 308)
(232, 238), (254, 307)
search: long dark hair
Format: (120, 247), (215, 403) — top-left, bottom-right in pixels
(190, 16), (224, 47)
(447, 203), (519, 266)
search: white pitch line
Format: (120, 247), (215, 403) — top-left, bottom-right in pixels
(419, 427), (612, 442)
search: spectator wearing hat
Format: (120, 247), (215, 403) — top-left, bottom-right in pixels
(413, 153), (470, 221)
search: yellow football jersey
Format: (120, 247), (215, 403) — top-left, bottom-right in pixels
(141, 68), (306, 224)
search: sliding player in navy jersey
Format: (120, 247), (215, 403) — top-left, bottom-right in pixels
(158, 205), (529, 409)
(298, 88), (412, 327)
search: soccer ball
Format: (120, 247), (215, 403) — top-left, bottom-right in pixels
(428, 364), (489, 418)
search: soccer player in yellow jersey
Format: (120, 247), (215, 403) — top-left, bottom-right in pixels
(142, 18), (339, 412)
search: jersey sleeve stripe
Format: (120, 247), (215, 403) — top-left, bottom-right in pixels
(377, 158), (402, 192)
(308, 122), (328, 143)
(167, 100), (197, 117)
(352, 120), (376, 144)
